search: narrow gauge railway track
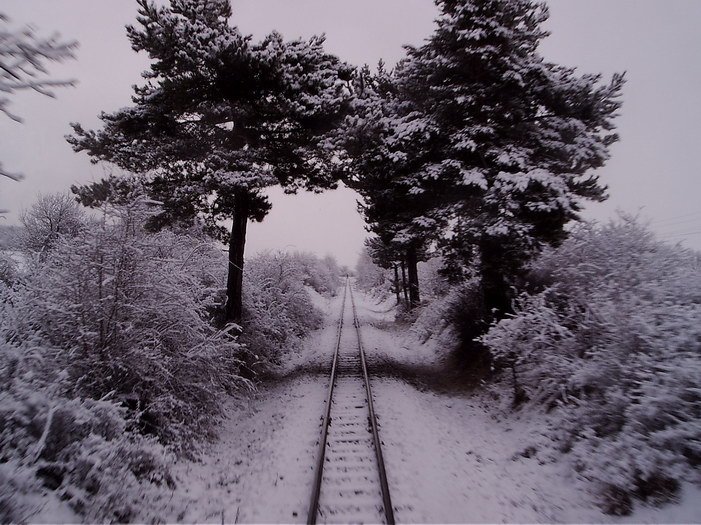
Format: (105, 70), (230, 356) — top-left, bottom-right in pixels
(307, 279), (395, 525)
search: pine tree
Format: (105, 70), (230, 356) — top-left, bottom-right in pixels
(339, 64), (439, 308)
(68, 0), (352, 323)
(395, 0), (624, 320)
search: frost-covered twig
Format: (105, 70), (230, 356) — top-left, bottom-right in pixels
(1, 13), (77, 179)
(30, 405), (56, 463)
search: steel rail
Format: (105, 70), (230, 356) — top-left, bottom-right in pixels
(348, 282), (396, 525)
(307, 279), (348, 525)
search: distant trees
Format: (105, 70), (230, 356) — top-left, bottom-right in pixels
(68, 0), (351, 323)
(365, 237), (403, 305)
(0, 225), (21, 250)
(0, 13), (76, 180)
(355, 247), (386, 293)
(19, 192), (85, 255)
(364, 236), (429, 309)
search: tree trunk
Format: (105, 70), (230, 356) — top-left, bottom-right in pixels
(393, 264), (401, 305)
(406, 245), (420, 309)
(400, 260), (409, 308)
(479, 237), (512, 321)
(225, 193), (249, 324)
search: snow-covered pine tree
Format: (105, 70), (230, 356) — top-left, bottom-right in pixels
(68, 0), (352, 323)
(339, 64), (440, 308)
(396, 0), (624, 320)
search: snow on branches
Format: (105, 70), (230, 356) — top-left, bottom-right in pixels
(480, 217), (701, 511)
(68, 0), (353, 323)
(0, 13), (76, 180)
(4, 199), (250, 449)
(395, 0), (625, 256)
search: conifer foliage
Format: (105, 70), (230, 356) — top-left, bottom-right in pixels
(395, 0), (624, 321)
(339, 65), (439, 309)
(344, 0), (624, 336)
(68, 0), (352, 323)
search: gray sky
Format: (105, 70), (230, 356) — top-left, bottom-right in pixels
(1, 1), (700, 266)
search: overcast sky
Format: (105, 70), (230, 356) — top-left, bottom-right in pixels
(1, 0), (700, 266)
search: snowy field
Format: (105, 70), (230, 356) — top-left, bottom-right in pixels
(122, 286), (700, 524)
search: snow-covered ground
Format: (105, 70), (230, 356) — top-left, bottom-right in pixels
(161, 284), (700, 524)
(166, 376), (327, 523)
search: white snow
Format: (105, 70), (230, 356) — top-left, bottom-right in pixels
(166, 376), (327, 524)
(162, 284), (700, 524)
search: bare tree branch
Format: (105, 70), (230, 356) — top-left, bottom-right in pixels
(0, 13), (77, 179)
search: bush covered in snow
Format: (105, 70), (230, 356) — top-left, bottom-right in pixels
(18, 193), (87, 256)
(355, 246), (389, 294)
(410, 279), (481, 344)
(293, 252), (343, 296)
(0, 354), (174, 523)
(241, 251), (328, 371)
(418, 256), (450, 300)
(0, 197), (344, 521)
(0, 200), (254, 522)
(480, 218), (701, 512)
(0, 225), (21, 250)
(5, 202), (249, 448)
(0, 252), (17, 287)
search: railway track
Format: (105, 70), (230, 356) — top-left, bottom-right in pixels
(307, 278), (395, 525)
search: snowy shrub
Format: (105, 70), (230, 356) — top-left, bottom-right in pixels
(242, 251), (324, 371)
(480, 217), (701, 510)
(0, 333), (176, 523)
(0, 459), (46, 524)
(409, 285), (463, 351)
(18, 192), (87, 256)
(293, 252), (342, 296)
(411, 282), (471, 344)
(4, 202), (249, 449)
(0, 252), (17, 286)
(409, 278), (492, 377)
(355, 247), (391, 294)
(417, 257), (450, 300)
(0, 202), (251, 521)
(0, 225), (22, 250)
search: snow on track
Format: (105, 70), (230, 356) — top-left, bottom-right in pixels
(164, 284), (700, 524)
(317, 374), (386, 523)
(312, 281), (391, 524)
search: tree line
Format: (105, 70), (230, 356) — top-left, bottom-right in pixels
(65, 0), (623, 344)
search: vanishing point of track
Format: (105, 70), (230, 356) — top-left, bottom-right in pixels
(307, 278), (395, 525)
